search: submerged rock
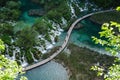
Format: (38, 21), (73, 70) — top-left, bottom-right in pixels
(28, 9), (45, 16)
(74, 23), (83, 29)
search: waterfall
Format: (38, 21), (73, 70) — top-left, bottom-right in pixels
(5, 44), (11, 59)
(67, 1), (77, 18)
(45, 40), (54, 50)
(34, 46), (47, 54)
(21, 54), (28, 67)
(61, 17), (67, 26)
(12, 46), (20, 60)
(73, 0), (84, 11)
(30, 50), (38, 62)
(34, 19), (64, 54)
(49, 35), (55, 44)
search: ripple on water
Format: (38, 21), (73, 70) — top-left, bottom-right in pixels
(24, 61), (69, 80)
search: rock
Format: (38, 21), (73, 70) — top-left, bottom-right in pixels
(28, 9), (45, 16)
(74, 23), (83, 29)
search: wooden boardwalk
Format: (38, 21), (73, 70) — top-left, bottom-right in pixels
(23, 9), (115, 71)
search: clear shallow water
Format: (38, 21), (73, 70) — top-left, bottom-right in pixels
(70, 19), (102, 47)
(19, 0), (42, 26)
(56, 19), (102, 48)
(24, 61), (69, 80)
(19, 11), (38, 26)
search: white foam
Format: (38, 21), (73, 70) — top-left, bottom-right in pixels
(35, 46), (47, 54)
(21, 54), (28, 67)
(61, 17), (67, 25)
(22, 61), (28, 67)
(67, 2), (77, 18)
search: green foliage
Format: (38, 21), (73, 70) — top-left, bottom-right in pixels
(47, 10), (62, 23)
(0, 39), (27, 80)
(0, 39), (5, 53)
(33, 18), (52, 34)
(0, 35), (11, 45)
(92, 22), (120, 56)
(91, 7), (120, 80)
(46, 1), (71, 24)
(0, 55), (21, 80)
(116, 7), (120, 11)
(16, 27), (39, 49)
(25, 50), (34, 64)
(6, 1), (21, 9)
(44, 33), (52, 43)
(39, 0), (63, 11)
(0, 23), (14, 35)
(0, 0), (21, 21)
(104, 64), (120, 80)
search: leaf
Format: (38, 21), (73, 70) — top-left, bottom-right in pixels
(116, 7), (120, 11)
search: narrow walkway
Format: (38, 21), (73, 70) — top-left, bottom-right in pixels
(23, 9), (115, 71)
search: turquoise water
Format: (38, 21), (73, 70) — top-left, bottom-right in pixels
(56, 19), (102, 49)
(19, 11), (38, 26)
(24, 61), (69, 80)
(18, 0), (103, 80)
(70, 19), (102, 47)
(20, 18), (103, 80)
(17, 0), (69, 79)
(19, 0), (42, 26)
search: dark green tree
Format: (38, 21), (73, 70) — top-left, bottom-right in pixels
(16, 27), (39, 49)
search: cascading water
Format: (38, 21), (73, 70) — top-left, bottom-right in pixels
(30, 50), (38, 62)
(21, 53), (28, 67)
(4, 0), (114, 80)
(34, 20), (64, 54)
(67, 1), (77, 18)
